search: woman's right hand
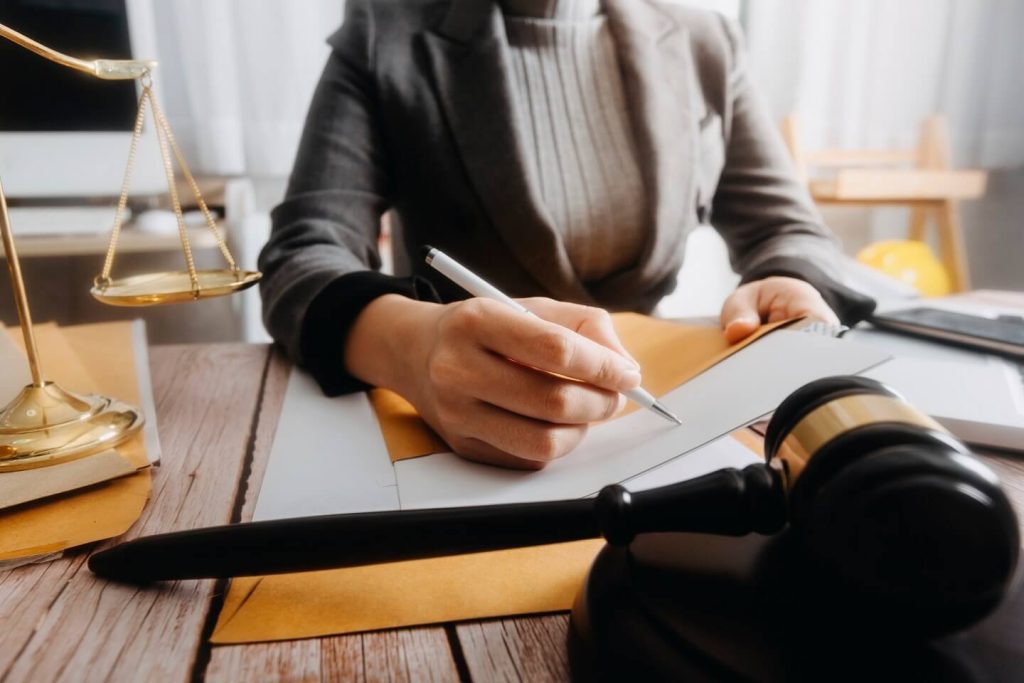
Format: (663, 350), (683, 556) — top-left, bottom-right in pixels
(344, 295), (642, 469)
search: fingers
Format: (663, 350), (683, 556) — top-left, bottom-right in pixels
(456, 349), (625, 424)
(441, 402), (590, 469)
(720, 285), (761, 343)
(760, 277), (839, 324)
(447, 438), (550, 470)
(416, 298), (638, 468)
(447, 299), (641, 393)
(521, 298), (637, 362)
(721, 277), (840, 343)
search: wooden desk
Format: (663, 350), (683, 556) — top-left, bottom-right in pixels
(2, 344), (1023, 682)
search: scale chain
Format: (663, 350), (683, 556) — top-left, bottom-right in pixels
(95, 73), (244, 297)
(98, 84), (150, 286)
(148, 95), (239, 272)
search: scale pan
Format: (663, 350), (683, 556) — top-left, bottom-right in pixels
(91, 269), (262, 307)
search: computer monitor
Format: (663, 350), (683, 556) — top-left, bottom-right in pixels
(0, 0), (164, 199)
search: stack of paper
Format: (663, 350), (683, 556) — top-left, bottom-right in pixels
(0, 321), (160, 566)
(848, 327), (1024, 451)
(210, 316), (891, 643)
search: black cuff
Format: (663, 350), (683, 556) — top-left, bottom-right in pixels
(740, 256), (877, 326)
(300, 271), (440, 396)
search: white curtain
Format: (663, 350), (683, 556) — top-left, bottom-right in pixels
(147, 1), (1024, 174)
(149, 0), (745, 177)
(149, 0), (343, 176)
(743, 0), (1024, 169)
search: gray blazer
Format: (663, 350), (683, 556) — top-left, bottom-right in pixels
(260, 0), (864, 380)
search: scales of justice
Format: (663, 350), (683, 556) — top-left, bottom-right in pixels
(0, 24), (261, 472)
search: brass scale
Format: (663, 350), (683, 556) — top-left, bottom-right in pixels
(0, 24), (261, 472)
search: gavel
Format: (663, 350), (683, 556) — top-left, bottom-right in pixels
(90, 376), (1019, 636)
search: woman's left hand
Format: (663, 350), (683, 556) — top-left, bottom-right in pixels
(720, 276), (839, 344)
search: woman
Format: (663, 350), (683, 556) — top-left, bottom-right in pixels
(259, 0), (874, 469)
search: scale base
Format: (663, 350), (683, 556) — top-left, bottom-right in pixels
(0, 382), (143, 472)
(569, 532), (1024, 682)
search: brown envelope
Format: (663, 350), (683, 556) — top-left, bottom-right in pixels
(0, 322), (151, 561)
(369, 389), (448, 463)
(211, 539), (606, 643)
(374, 314), (792, 462)
(210, 316), (789, 643)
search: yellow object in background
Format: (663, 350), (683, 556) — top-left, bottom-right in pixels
(857, 240), (952, 297)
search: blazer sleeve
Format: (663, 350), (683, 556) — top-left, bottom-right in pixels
(258, 0), (439, 395)
(706, 17), (875, 325)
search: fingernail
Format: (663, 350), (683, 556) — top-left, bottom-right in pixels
(729, 316), (758, 328)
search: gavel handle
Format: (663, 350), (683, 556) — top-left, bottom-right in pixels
(89, 463), (786, 583)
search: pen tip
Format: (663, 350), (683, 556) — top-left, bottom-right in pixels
(652, 402), (682, 426)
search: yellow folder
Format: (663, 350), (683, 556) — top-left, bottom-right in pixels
(0, 323), (151, 561)
(372, 314), (788, 462)
(211, 315), (788, 643)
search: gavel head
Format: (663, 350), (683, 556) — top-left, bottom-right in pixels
(763, 376), (1020, 637)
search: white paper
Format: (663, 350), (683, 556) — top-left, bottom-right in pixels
(0, 326), (31, 396)
(846, 326), (1024, 451)
(864, 355), (1024, 451)
(622, 434), (761, 492)
(846, 326), (993, 365)
(394, 331), (890, 509)
(0, 320), (164, 464)
(131, 319), (163, 464)
(252, 370), (400, 521)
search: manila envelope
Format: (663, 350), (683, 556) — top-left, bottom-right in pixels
(0, 328), (132, 511)
(0, 322), (151, 561)
(211, 315), (791, 643)
(372, 313), (792, 462)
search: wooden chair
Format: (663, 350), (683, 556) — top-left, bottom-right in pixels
(781, 115), (987, 292)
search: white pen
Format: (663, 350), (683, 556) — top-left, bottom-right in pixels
(424, 246), (682, 426)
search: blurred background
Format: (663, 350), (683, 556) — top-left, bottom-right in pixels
(1, 0), (1022, 344)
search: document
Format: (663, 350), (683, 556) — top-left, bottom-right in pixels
(0, 322), (156, 561)
(216, 434), (762, 643)
(219, 322), (889, 644)
(255, 326), (890, 517)
(253, 372), (399, 521)
(394, 330), (890, 508)
(849, 327), (1024, 451)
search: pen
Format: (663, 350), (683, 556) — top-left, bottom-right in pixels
(424, 246), (682, 426)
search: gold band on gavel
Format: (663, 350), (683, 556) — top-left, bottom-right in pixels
(775, 394), (946, 483)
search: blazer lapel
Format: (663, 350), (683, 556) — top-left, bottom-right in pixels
(598, 0), (699, 301)
(423, 0), (593, 302)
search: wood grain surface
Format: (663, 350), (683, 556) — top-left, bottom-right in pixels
(0, 344), (268, 683)
(456, 616), (572, 682)
(3, 343), (1023, 682)
(206, 628), (461, 683)
(204, 352), (462, 682)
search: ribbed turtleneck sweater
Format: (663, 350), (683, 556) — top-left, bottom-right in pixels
(501, 0), (647, 283)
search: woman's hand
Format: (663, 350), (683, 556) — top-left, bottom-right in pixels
(345, 295), (641, 469)
(720, 276), (839, 344)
